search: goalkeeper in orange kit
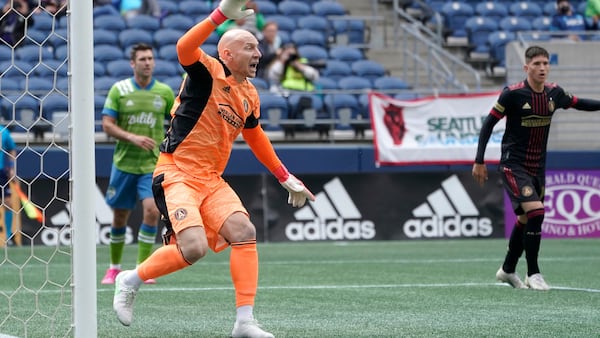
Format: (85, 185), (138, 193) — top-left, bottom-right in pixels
(112, 0), (315, 337)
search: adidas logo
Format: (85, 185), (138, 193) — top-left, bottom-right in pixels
(222, 86), (231, 93)
(522, 102), (531, 109)
(403, 175), (493, 238)
(285, 177), (375, 241)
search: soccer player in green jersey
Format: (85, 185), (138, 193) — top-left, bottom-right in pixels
(100, 43), (175, 285)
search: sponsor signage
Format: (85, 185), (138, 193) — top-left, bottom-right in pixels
(504, 170), (600, 238)
(369, 91), (504, 166)
(18, 172), (504, 245)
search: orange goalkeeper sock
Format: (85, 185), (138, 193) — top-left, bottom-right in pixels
(230, 240), (258, 308)
(138, 244), (191, 281)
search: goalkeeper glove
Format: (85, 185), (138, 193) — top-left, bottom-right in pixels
(274, 165), (315, 208)
(210, 0), (254, 25)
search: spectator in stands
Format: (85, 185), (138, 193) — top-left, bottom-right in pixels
(267, 43), (320, 93)
(473, 45), (600, 291)
(40, 0), (67, 18)
(585, 0), (600, 29)
(0, 126), (16, 246)
(111, 1), (314, 336)
(100, 43), (174, 286)
(257, 21), (281, 81)
(216, 0), (265, 38)
(118, 0), (161, 19)
(550, 0), (587, 41)
(0, 0), (33, 48)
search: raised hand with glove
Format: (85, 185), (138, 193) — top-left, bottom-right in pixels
(273, 165), (315, 208)
(210, 0), (254, 25)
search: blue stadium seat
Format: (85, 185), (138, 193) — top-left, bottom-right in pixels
(291, 29), (327, 47)
(249, 77), (269, 90)
(94, 44), (126, 62)
(324, 93), (359, 131)
(54, 44), (68, 61)
(41, 92), (69, 116)
(93, 4), (120, 17)
(254, 0), (278, 16)
(49, 28), (67, 50)
(118, 29), (154, 49)
(373, 76), (411, 91)
(94, 61), (106, 76)
(94, 76), (118, 94)
(499, 16), (532, 33)
(297, 45), (328, 64)
(441, 1), (474, 42)
(127, 14), (161, 31)
(157, 0), (179, 15)
(465, 16), (498, 58)
(32, 12), (54, 31)
(532, 17), (552, 31)
(313, 76), (338, 90)
(0, 60), (33, 82)
(163, 75), (183, 94)
(202, 44), (218, 58)
(94, 94), (106, 131)
(154, 28), (184, 46)
(331, 19), (365, 45)
(259, 93), (289, 131)
(0, 45), (12, 61)
(278, 1), (312, 20)
(153, 59), (179, 78)
(22, 76), (54, 96)
(312, 1), (346, 17)
(488, 30), (516, 69)
(205, 32), (221, 45)
(94, 28), (119, 46)
(543, 2), (557, 16)
(33, 59), (64, 78)
(287, 93), (329, 135)
(475, 2), (508, 22)
(322, 60), (352, 81)
(94, 14), (127, 32)
(161, 14), (195, 31)
(0, 76), (22, 94)
(106, 60), (133, 77)
(1, 94), (42, 134)
(350, 60), (386, 83)
(15, 45), (54, 63)
(56, 76), (69, 93)
(158, 44), (179, 62)
(178, 1), (212, 16)
(297, 15), (331, 36)
(338, 76), (373, 94)
(329, 46), (363, 62)
(264, 15), (297, 33)
(25, 29), (49, 46)
(509, 2), (543, 22)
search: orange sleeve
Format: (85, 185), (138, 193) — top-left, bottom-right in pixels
(242, 126), (284, 174)
(176, 18), (217, 66)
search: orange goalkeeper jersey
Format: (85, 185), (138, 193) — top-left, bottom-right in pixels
(158, 18), (281, 179)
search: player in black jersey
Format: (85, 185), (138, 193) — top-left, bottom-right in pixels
(472, 45), (600, 290)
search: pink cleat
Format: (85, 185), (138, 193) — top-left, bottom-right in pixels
(144, 278), (157, 284)
(101, 268), (121, 285)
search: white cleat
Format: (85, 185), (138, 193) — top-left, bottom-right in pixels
(113, 270), (139, 326)
(525, 273), (550, 291)
(496, 267), (528, 289)
(231, 319), (274, 338)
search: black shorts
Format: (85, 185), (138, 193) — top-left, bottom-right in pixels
(499, 164), (544, 215)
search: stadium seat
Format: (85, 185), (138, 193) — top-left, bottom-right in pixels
(153, 59), (179, 78)
(94, 94), (106, 131)
(161, 14), (195, 31)
(158, 44), (179, 62)
(499, 16), (532, 33)
(106, 60), (133, 77)
(94, 14), (126, 32)
(178, 1), (212, 16)
(278, 1), (312, 21)
(338, 76), (373, 95)
(93, 4), (120, 17)
(312, 1), (346, 17)
(205, 32), (221, 45)
(373, 76), (411, 91)
(287, 93), (330, 136)
(313, 76), (338, 91)
(154, 28), (184, 46)
(0, 60), (33, 82)
(54, 44), (68, 61)
(249, 77), (269, 90)
(25, 29), (49, 46)
(254, 0), (278, 16)
(351, 60), (386, 83)
(94, 76), (119, 94)
(297, 45), (328, 65)
(291, 29), (327, 47)
(0, 76), (23, 94)
(118, 29), (154, 49)
(33, 59), (64, 78)
(475, 2), (508, 22)
(329, 46), (364, 62)
(324, 93), (359, 131)
(0, 45), (12, 61)
(41, 92), (69, 116)
(202, 44), (218, 58)
(94, 44), (126, 62)
(163, 75), (183, 94)
(465, 16), (498, 59)
(22, 76), (54, 96)
(32, 12), (54, 31)
(331, 19), (365, 45)
(15, 45), (54, 63)
(48, 28), (67, 50)
(157, 0), (179, 15)
(259, 93), (289, 132)
(543, 2), (557, 16)
(532, 17), (552, 31)
(56, 76), (69, 93)
(322, 60), (352, 81)
(509, 2), (543, 22)
(1, 94), (42, 134)
(440, 1), (474, 44)
(127, 14), (161, 31)
(264, 15), (297, 33)
(297, 15), (331, 38)
(488, 30), (516, 73)
(94, 28), (119, 46)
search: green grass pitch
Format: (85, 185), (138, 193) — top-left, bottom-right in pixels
(1, 239), (599, 337)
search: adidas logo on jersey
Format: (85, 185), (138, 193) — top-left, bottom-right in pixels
(285, 177), (375, 241)
(403, 175), (493, 238)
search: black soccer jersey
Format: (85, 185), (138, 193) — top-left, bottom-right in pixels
(491, 80), (576, 175)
